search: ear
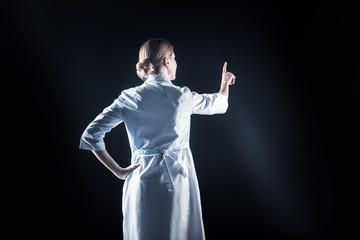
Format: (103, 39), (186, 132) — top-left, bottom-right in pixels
(163, 57), (170, 68)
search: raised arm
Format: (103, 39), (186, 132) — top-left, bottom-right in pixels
(191, 62), (236, 115)
(219, 62), (236, 97)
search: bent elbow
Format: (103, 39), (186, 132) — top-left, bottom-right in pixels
(79, 131), (106, 151)
(219, 103), (228, 114)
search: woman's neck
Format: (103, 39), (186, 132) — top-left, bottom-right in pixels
(158, 66), (170, 79)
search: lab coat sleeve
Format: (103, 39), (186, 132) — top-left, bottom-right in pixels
(79, 97), (124, 151)
(191, 90), (228, 115)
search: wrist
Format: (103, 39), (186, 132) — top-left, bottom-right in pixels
(113, 168), (125, 179)
(219, 83), (229, 96)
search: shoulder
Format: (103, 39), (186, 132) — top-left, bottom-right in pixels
(119, 86), (140, 99)
(169, 84), (193, 99)
(180, 86), (191, 93)
(169, 84), (191, 95)
(114, 86), (141, 107)
(174, 85), (193, 103)
(179, 86), (197, 99)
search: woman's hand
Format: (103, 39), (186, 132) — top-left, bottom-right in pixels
(92, 150), (140, 181)
(219, 62), (236, 96)
(221, 62), (236, 86)
(115, 163), (141, 180)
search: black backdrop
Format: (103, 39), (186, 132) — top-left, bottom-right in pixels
(4, 0), (359, 239)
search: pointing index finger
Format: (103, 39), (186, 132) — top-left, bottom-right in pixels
(223, 62), (227, 73)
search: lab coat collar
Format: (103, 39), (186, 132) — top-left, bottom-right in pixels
(145, 74), (172, 83)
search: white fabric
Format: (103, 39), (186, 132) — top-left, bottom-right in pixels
(80, 74), (228, 240)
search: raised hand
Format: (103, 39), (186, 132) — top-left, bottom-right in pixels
(219, 62), (236, 97)
(221, 62), (236, 86)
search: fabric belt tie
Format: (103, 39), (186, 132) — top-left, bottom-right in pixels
(132, 143), (189, 191)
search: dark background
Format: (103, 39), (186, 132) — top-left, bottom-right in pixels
(4, 0), (359, 239)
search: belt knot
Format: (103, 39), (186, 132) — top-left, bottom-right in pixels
(132, 143), (189, 191)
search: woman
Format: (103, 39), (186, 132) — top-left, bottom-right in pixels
(80, 38), (236, 240)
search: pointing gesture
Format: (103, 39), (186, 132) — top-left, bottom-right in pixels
(219, 61), (236, 97)
(222, 62), (236, 85)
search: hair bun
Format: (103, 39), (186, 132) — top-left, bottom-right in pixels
(136, 58), (155, 80)
(136, 38), (174, 81)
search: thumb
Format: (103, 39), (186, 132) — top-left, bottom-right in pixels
(125, 162), (140, 171)
(132, 162), (141, 169)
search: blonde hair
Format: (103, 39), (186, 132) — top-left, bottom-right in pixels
(136, 38), (174, 81)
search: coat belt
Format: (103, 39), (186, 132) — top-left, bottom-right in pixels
(132, 143), (189, 191)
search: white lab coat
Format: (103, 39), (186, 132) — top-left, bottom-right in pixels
(80, 74), (228, 240)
